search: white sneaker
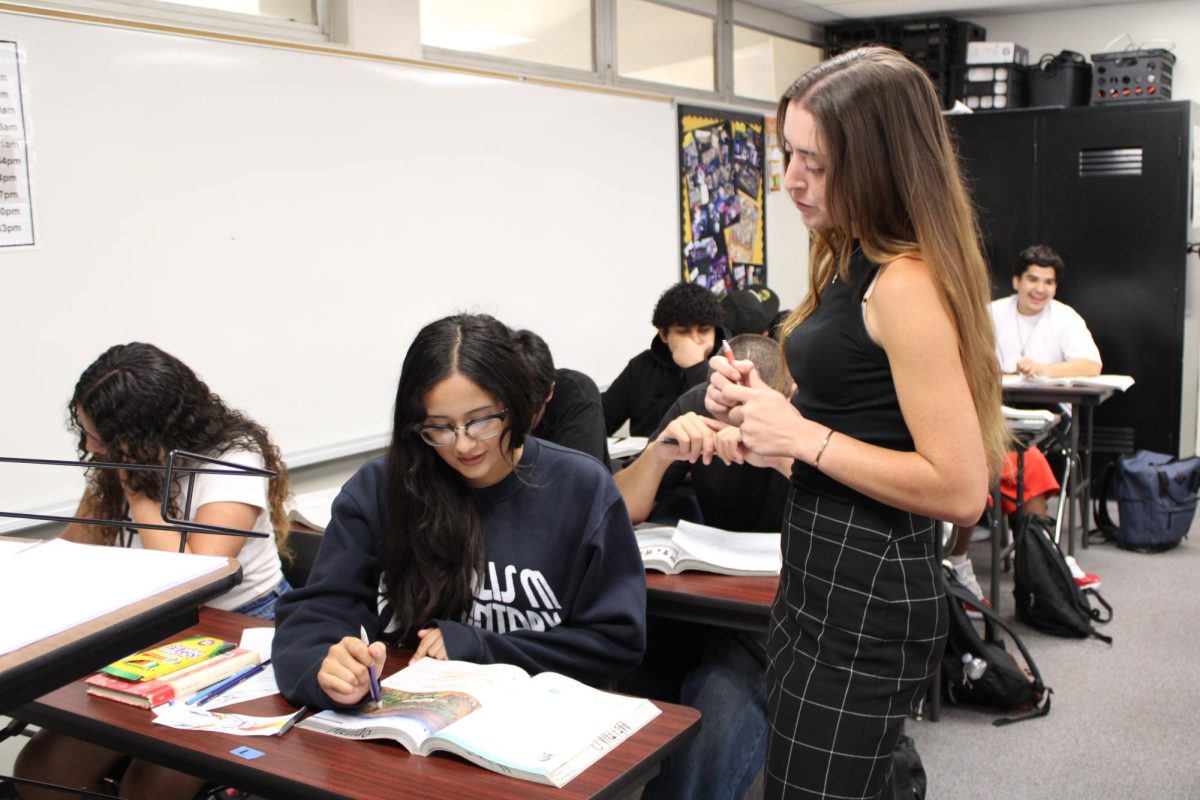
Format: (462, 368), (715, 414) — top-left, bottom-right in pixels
(970, 526), (991, 543)
(951, 557), (986, 601)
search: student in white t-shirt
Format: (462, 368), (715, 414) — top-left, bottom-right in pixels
(990, 244), (1101, 378)
(949, 245), (1103, 608)
(16, 341), (294, 800)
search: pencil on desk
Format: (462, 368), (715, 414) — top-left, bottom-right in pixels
(190, 658), (271, 707)
(275, 706), (309, 737)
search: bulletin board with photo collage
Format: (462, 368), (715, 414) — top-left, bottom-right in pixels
(678, 105), (766, 292)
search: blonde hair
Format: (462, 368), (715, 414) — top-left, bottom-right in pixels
(776, 47), (1007, 477)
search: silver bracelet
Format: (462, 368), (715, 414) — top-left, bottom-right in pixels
(813, 428), (835, 469)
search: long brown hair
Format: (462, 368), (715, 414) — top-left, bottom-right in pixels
(70, 342), (292, 559)
(777, 47), (1007, 476)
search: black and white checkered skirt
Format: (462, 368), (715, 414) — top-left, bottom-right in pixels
(764, 489), (946, 799)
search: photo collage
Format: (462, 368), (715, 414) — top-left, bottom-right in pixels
(678, 105), (766, 293)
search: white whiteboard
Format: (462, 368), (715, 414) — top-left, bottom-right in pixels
(0, 10), (680, 520)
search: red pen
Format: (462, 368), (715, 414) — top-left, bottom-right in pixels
(719, 340), (741, 385)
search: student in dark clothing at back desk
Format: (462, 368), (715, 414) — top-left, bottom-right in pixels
(602, 282), (726, 437)
(512, 328), (610, 469)
(615, 333), (792, 800)
(616, 333), (791, 532)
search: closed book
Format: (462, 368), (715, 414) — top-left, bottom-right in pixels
(86, 647), (260, 708)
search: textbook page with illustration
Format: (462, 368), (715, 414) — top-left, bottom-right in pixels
(299, 658), (661, 787)
(636, 520), (781, 576)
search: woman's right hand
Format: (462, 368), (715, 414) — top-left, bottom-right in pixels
(317, 636), (386, 706)
(704, 354), (759, 424)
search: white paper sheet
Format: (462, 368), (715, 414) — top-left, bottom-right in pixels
(0, 539), (230, 656)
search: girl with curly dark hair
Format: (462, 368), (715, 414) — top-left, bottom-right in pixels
(16, 342), (295, 800)
(271, 313), (646, 710)
(62, 342), (293, 614)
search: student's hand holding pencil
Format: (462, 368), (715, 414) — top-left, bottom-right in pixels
(655, 412), (730, 466)
(317, 634), (386, 707)
(707, 359), (807, 460)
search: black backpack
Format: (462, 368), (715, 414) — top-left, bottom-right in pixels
(890, 733), (927, 799)
(941, 566), (1051, 725)
(1012, 514), (1113, 642)
(1095, 450), (1200, 552)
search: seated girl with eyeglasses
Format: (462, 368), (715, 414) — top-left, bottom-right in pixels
(272, 313), (647, 708)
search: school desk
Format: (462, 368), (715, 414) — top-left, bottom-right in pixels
(13, 608), (701, 800)
(645, 572), (777, 632)
(0, 543), (241, 714)
(1002, 383), (1116, 555)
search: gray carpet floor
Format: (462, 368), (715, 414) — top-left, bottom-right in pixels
(908, 515), (1200, 799)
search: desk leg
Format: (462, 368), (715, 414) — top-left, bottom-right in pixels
(1066, 403), (1081, 557)
(990, 482), (1003, 616)
(1081, 404), (1095, 549)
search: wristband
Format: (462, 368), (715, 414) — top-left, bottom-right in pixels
(813, 428), (835, 469)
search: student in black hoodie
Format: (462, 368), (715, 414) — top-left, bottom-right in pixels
(272, 314), (646, 708)
(602, 282), (725, 437)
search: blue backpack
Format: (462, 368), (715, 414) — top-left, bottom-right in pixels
(1096, 450), (1200, 552)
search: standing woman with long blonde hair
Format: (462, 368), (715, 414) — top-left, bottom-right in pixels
(706, 47), (1008, 798)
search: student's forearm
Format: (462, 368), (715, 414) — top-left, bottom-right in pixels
(613, 445), (674, 524)
(1042, 359), (1102, 378)
(60, 493), (110, 543)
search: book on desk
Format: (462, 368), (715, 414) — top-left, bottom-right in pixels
(299, 657), (661, 788)
(85, 646), (261, 708)
(636, 520), (781, 577)
(1002, 373), (1135, 392)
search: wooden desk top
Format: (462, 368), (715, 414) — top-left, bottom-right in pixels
(0, 545), (241, 714)
(16, 608), (701, 800)
(645, 572), (777, 632)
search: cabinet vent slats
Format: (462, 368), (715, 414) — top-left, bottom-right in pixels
(1079, 147), (1143, 177)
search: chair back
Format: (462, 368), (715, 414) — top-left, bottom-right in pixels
(284, 528), (323, 589)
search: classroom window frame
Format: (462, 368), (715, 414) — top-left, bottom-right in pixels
(728, 20), (823, 107)
(419, 0), (605, 87)
(17, 0), (329, 43)
(417, 0), (816, 111)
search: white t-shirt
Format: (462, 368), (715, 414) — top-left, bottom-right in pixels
(990, 295), (1102, 374)
(130, 447), (283, 611)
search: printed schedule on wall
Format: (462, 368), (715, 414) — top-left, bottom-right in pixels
(0, 40), (33, 248)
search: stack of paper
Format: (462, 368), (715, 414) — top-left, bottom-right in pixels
(0, 538), (230, 656)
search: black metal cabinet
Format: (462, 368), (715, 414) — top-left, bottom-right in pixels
(949, 101), (1199, 458)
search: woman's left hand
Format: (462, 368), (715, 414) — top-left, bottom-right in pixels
(410, 627), (448, 664)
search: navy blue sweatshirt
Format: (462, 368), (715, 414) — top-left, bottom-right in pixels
(272, 437), (646, 708)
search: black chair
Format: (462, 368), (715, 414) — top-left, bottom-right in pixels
(283, 528), (323, 589)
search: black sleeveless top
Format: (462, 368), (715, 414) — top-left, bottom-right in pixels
(785, 249), (915, 507)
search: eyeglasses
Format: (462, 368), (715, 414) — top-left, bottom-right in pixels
(415, 409), (509, 447)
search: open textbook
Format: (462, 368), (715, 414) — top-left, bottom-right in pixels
(607, 436), (649, 461)
(285, 487), (340, 532)
(1002, 374), (1135, 392)
(298, 658), (660, 787)
(636, 520), (781, 576)
(1001, 405), (1061, 434)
